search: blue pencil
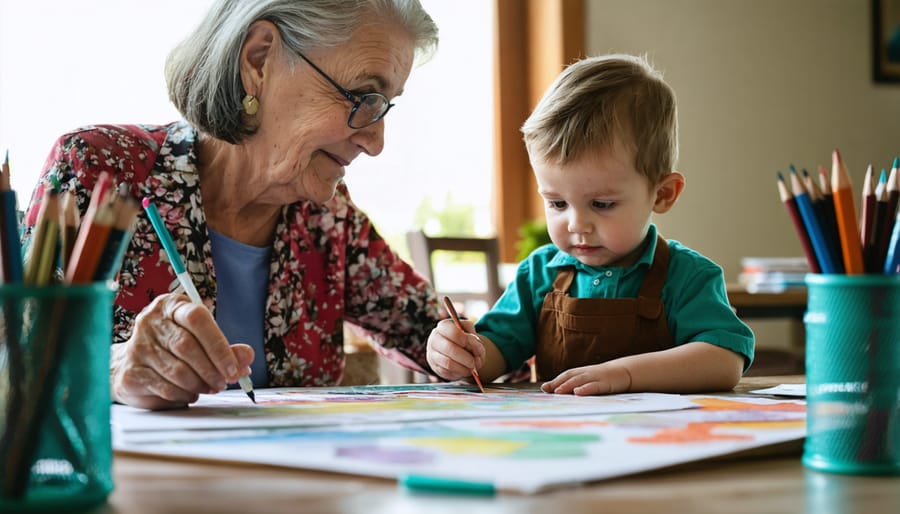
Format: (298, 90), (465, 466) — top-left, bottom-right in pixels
(883, 209), (900, 274)
(790, 168), (838, 273)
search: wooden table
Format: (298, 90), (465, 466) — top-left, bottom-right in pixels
(92, 376), (900, 514)
(726, 285), (807, 320)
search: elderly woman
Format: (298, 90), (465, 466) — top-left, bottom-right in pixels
(22, 0), (441, 409)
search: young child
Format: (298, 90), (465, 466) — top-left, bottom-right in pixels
(426, 54), (754, 396)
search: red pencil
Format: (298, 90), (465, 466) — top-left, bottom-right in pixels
(777, 172), (820, 273)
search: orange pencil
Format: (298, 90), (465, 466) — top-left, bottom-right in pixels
(831, 149), (865, 274)
(65, 175), (114, 283)
(442, 295), (485, 393)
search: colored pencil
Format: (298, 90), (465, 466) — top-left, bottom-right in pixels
(65, 174), (114, 284)
(884, 208), (900, 274)
(59, 190), (80, 272)
(887, 159), (900, 221)
(0, 151), (23, 283)
(790, 168), (837, 273)
(831, 149), (865, 274)
(802, 166), (842, 273)
(23, 189), (60, 286)
(860, 165), (877, 270)
(442, 295), (486, 393)
(142, 197), (256, 403)
(869, 170), (889, 273)
(0, 150), (26, 497)
(777, 171), (820, 273)
(93, 191), (140, 281)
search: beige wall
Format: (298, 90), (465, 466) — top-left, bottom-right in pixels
(585, 0), (900, 349)
(586, 0), (900, 281)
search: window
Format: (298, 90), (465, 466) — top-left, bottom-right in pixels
(344, 0), (495, 253)
(0, 0), (216, 196)
(0, 1), (495, 258)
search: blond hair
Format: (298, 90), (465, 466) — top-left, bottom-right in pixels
(521, 54), (678, 185)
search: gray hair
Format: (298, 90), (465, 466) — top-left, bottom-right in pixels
(165, 0), (439, 143)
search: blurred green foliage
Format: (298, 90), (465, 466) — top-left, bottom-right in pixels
(515, 218), (551, 261)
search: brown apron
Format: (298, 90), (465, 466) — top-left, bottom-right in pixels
(534, 236), (676, 380)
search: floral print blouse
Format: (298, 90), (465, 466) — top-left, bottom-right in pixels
(22, 121), (441, 386)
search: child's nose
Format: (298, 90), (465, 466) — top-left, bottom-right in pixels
(567, 210), (593, 234)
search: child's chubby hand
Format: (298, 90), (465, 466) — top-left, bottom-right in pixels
(540, 362), (632, 396)
(426, 318), (485, 381)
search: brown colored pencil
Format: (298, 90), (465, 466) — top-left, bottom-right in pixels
(442, 295), (485, 393)
(831, 149), (865, 274)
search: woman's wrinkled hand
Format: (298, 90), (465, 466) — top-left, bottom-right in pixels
(110, 293), (254, 410)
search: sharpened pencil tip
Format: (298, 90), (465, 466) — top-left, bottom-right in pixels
(248, 390), (256, 403)
(893, 157), (899, 170)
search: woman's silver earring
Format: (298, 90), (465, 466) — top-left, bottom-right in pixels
(242, 94), (259, 115)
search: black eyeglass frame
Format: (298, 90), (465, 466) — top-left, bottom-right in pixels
(293, 50), (394, 129)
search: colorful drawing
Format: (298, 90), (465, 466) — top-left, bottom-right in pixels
(112, 387), (806, 494)
(112, 384), (695, 432)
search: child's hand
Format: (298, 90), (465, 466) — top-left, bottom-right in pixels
(426, 319), (485, 381)
(541, 362), (632, 396)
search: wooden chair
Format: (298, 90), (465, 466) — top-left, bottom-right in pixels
(405, 230), (539, 383)
(405, 230), (504, 314)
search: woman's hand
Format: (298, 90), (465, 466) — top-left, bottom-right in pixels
(426, 318), (485, 381)
(110, 293), (254, 410)
(541, 362), (633, 396)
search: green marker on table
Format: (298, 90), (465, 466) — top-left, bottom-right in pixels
(142, 197), (256, 403)
(399, 474), (496, 496)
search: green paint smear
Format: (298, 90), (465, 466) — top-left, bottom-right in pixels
(456, 430), (602, 459)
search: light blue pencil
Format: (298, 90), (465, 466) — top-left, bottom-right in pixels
(142, 197), (256, 402)
(883, 208), (900, 274)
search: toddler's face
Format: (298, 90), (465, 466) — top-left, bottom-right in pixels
(534, 143), (658, 268)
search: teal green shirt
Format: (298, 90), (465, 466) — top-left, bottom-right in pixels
(475, 225), (754, 373)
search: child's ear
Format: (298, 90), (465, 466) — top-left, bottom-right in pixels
(652, 171), (685, 214)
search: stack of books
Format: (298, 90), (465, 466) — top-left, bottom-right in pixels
(738, 257), (810, 293)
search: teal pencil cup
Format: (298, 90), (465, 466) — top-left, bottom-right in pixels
(0, 282), (116, 512)
(803, 274), (900, 475)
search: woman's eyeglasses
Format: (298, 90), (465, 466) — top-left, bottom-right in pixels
(294, 50), (393, 129)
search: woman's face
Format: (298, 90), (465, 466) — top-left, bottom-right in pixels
(248, 21), (415, 205)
